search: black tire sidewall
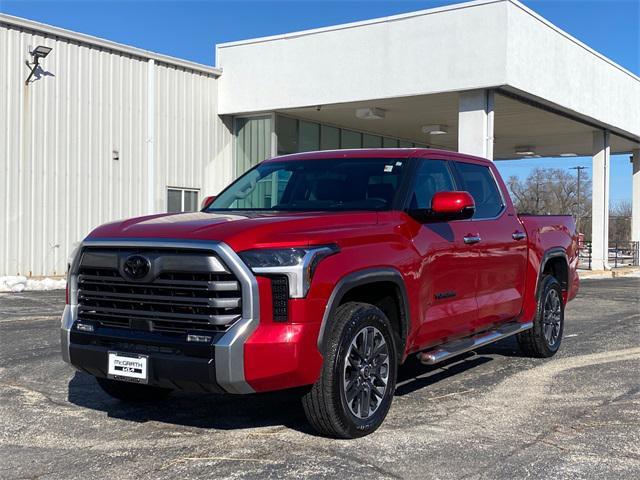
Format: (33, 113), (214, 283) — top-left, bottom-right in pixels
(331, 305), (397, 438)
(535, 276), (564, 355)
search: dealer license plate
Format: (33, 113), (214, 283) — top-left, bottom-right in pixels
(107, 352), (148, 384)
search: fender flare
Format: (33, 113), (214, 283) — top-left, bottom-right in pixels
(317, 267), (410, 355)
(537, 247), (569, 294)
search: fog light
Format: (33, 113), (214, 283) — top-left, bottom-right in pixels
(187, 334), (212, 343)
(76, 323), (94, 332)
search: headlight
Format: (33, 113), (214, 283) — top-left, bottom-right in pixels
(239, 245), (339, 298)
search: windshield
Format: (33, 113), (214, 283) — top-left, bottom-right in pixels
(207, 158), (408, 212)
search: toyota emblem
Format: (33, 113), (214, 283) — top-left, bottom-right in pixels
(122, 255), (151, 280)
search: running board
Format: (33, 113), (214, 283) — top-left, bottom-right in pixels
(417, 321), (533, 365)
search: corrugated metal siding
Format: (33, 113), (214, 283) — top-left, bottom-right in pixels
(154, 63), (233, 210)
(0, 21), (230, 276)
(234, 115), (272, 175)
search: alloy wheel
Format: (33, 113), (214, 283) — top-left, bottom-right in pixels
(542, 288), (562, 347)
(342, 326), (390, 419)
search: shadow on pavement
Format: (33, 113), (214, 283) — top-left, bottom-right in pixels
(67, 371), (314, 434)
(67, 336), (525, 432)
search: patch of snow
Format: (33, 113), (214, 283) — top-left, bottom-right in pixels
(579, 274), (611, 280)
(0, 276), (66, 292)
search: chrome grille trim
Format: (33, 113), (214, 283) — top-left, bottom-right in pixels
(77, 248), (242, 333)
(63, 238), (260, 394)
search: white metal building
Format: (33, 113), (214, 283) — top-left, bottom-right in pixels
(1, 0), (639, 276)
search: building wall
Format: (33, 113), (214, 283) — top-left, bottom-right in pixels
(216, 0), (509, 114)
(154, 64), (234, 211)
(0, 18), (231, 276)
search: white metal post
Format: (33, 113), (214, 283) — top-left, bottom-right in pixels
(458, 89), (494, 160)
(632, 150), (640, 242)
(591, 130), (610, 270)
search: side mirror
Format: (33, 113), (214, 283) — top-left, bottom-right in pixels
(201, 195), (216, 210)
(409, 191), (475, 222)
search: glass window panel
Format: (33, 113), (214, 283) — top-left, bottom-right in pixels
(341, 130), (362, 149)
(228, 169), (293, 209)
(408, 161), (455, 209)
(383, 137), (399, 148)
(398, 140), (413, 148)
(167, 189), (182, 213)
(276, 116), (298, 155)
(299, 121), (320, 152)
(184, 191), (199, 212)
(211, 158), (406, 211)
(363, 134), (383, 148)
(320, 125), (340, 150)
(455, 162), (504, 218)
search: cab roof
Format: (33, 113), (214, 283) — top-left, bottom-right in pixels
(262, 148), (493, 166)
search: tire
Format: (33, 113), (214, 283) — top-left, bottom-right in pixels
(302, 302), (398, 438)
(518, 275), (564, 358)
(96, 377), (172, 402)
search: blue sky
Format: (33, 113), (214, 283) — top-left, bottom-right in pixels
(2, 0), (638, 204)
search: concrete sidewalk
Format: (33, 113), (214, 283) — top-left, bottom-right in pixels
(579, 266), (640, 279)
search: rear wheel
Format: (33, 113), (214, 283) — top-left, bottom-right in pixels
(302, 302), (397, 438)
(518, 275), (564, 358)
(96, 377), (172, 402)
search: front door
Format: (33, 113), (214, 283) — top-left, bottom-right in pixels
(453, 161), (528, 331)
(407, 159), (480, 348)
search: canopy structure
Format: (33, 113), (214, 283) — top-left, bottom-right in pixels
(217, 0), (640, 269)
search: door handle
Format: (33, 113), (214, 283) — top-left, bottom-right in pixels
(463, 235), (481, 244)
(512, 231), (527, 241)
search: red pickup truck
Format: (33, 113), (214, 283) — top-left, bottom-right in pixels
(61, 149), (579, 438)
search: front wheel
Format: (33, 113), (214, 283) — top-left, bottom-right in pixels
(302, 302), (397, 438)
(518, 275), (564, 358)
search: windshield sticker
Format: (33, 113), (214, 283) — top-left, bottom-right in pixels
(384, 165), (394, 173)
(395, 161), (403, 166)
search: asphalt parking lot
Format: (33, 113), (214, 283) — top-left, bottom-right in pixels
(1, 277), (639, 479)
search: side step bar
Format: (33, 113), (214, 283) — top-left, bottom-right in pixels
(417, 321), (533, 365)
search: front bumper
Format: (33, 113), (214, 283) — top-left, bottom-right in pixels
(61, 305), (324, 394)
(61, 305), (226, 392)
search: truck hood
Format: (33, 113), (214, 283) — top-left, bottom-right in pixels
(87, 211), (381, 252)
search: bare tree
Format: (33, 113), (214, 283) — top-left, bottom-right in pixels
(506, 167), (592, 220)
(609, 200), (632, 243)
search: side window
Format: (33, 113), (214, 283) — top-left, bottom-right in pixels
(167, 188), (199, 213)
(409, 160), (455, 209)
(454, 162), (504, 219)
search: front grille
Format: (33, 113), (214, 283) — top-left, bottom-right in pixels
(77, 247), (243, 334)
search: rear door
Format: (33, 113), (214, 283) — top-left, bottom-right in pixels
(452, 161), (528, 330)
(407, 159), (479, 348)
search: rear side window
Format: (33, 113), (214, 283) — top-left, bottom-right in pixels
(454, 162), (504, 219)
(409, 160), (455, 209)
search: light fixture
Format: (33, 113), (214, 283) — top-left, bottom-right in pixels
(560, 153), (577, 157)
(515, 146), (535, 156)
(421, 124), (448, 135)
(25, 44), (53, 85)
(31, 45), (52, 60)
(355, 107), (386, 120)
